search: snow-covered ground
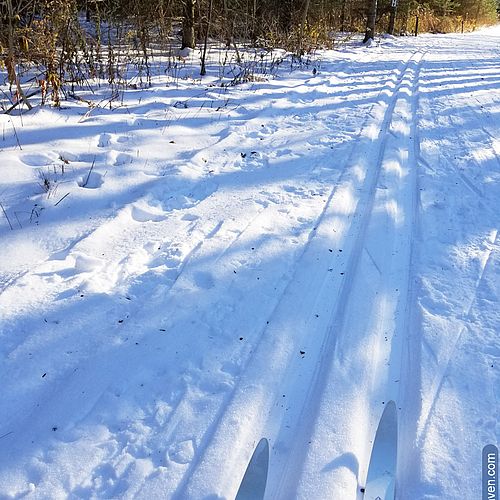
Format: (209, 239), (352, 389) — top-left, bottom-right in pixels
(0, 26), (499, 500)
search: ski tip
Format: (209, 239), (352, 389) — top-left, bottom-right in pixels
(235, 438), (270, 500)
(364, 401), (398, 500)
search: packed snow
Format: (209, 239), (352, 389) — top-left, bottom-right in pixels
(0, 26), (499, 500)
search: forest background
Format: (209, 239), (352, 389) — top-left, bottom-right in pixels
(1, 0), (498, 110)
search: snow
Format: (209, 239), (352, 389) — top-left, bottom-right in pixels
(0, 27), (499, 499)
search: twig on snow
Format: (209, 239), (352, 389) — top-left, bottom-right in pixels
(54, 192), (70, 206)
(4, 89), (41, 115)
(0, 202), (13, 230)
(82, 157), (95, 188)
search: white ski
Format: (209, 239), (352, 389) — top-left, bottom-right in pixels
(364, 402), (398, 500)
(236, 438), (270, 500)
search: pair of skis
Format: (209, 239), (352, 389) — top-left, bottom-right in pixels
(236, 402), (397, 499)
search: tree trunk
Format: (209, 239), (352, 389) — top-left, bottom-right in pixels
(223, 0), (233, 47)
(300, 0), (312, 37)
(250, 0), (262, 42)
(363, 0), (377, 43)
(299, 0), (312, 53)
(182, 0), (196, 49)
(388, 0), (397, 35)
(341, 0), (347, 32)
(200, 0), (213, 76)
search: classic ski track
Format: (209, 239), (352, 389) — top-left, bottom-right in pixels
(390, 48), (425, 499)
(396, 48), (428, 498)
(271, 51), (426, 499)
(264, 51), (421, 499)
(167, 162), (346, 500)
(173, 50), (422, 500)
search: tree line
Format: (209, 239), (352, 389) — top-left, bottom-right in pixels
(0, 0), (498, 107)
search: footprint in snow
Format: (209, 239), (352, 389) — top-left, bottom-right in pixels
(155, 181), (217, 212)
(254, 199), (269, 208)
(221, 361), (240, 376)
(182, 213), (200, 222)
(167, 439), (195, 465)
(73, 253), (104, 273)
(246, 130), (261, 139)
(130, 204), (167, 223)
(149, 255), (182, 270)
(128, 198), (168, 223)
(193, 271), (215, 290)
(97, 133), (111, 148)
(113, 152), (134, 166)
(162, 194), (195, 211)
(259, 123), (278, 136)
(21, 152), (58, 167)
(148, 243), (184, 269)
(283, 185), (306, 195)
(78, 171), (104, 189)
(154, 400), (173, 426)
